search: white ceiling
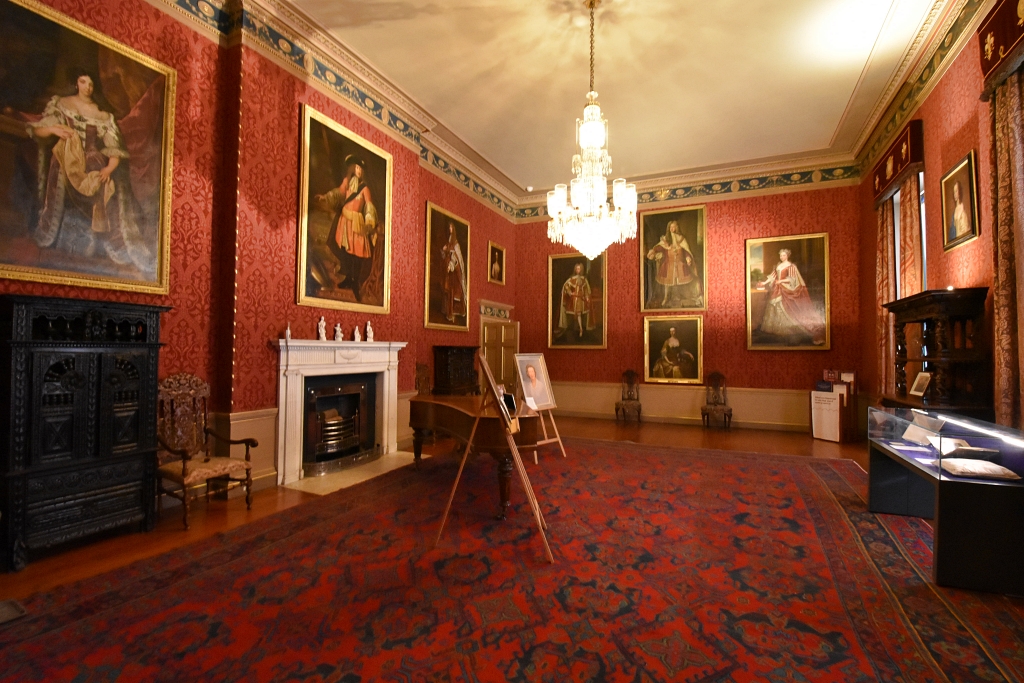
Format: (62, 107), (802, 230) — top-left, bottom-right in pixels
(290, 0), (947, 192)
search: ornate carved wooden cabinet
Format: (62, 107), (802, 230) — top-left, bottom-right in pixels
(433, 345), (480, 395)
(881, 288), (992, 421)
(0, 296), (167, 571)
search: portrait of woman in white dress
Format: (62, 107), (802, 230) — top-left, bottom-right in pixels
(0, 0), (174, 292)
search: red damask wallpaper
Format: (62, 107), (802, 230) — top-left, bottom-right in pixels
(0, 0), (226, 403)
(917, 39), (994, 292)
(859, 40), (996, 395)
(230, 50), (519, 413)
(516, 187), (864, 390)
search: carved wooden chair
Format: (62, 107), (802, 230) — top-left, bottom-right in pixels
(615, 370), (642, 422)
(701, 371), (733, 429)
(156, 373), (257, 529)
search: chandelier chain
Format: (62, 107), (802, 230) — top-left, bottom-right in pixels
(589, 3), (595, 92)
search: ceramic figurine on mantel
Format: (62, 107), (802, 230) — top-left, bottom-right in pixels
(353, 325), (362, 342)
(285, 323), (291, 340)
(366, 321), (374, 342)
(334, 323), (343, 341)
(317, 316), (327, 341)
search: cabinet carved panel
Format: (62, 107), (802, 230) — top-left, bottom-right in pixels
(1, 296), (167, 571)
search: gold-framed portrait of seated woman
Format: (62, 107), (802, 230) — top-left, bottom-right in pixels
(0, 0), (176, 293)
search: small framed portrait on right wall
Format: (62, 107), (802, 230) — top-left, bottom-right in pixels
(941, 150), (979, 251)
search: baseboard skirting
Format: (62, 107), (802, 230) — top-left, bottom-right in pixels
(550, 408), (809, 432)
(551, 381), (811, 432)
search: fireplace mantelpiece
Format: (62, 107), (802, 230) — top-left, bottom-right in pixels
(276, 340), (407, 485)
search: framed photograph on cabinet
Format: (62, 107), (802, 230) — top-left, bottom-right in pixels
(487, 241), (505, 285)
(424, 202), (470, 330)
(644, 316), (703, 384)
(297, 104), (392, 313)
(514, 353), (555, 410)
(639, 205), (706, 311)
(0, 0), (176, 294)
(548, 252), (606, 349)
(745, 232), (830, 350)
(941, 150), (979, 251)
(909, 371), (932, 397)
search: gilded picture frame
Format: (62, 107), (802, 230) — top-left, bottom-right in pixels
(745, 232), (830, 350)
(0, 0), (176, 294)
(548, 252), (607, 349)
(297, 104), (392, 313)
(639, 205), (707, 311)
(941, 150), (979, 252)
(514, 352), (555, 411)
(424, 202), (470, 331)
(487, 240), (505, 285)
(644, 315), (703, 384)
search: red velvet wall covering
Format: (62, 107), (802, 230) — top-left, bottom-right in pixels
(231, 50), (518, 413)
(516, 186), (863, 390)
(917, 39), (994, 291)
(0, 0), (228, 404)
(859, 39), (995, 395)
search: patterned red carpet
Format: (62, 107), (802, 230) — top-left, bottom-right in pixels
(3, 438), (1024, 682)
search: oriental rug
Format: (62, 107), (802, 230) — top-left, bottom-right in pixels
(3, 439), (1024, 682)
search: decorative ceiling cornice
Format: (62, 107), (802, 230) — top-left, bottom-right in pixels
(857, 0), (993, 169)
(157, 0), (988, 223)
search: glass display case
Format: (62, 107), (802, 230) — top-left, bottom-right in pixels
(867, 407), (1024, 594)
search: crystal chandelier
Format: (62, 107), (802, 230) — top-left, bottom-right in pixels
(547, 0), (637, 260)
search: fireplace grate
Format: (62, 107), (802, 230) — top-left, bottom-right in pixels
(316, 408), (359, 455)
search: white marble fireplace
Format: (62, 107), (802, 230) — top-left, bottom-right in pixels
(276, 339), (407, 485)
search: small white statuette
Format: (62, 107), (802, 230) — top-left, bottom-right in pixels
(317, 316), (327, 341)
(284, 323), (291, 340)
(353, 326), (362, 342)
(365, 320), (374, 342)
(334, 323), (343, 341)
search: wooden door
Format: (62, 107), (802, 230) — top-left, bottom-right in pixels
(480, 320), (519, 393)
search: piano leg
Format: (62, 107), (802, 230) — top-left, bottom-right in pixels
(495, 455), (513, 520)
(412, 428), (426, 469)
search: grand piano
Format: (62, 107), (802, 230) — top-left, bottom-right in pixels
(410, 395), (538, 519)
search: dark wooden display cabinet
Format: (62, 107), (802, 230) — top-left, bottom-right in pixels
(0, 296), (167, 571)
(432, 345), (480, 396)
(881, 288), (992, 422)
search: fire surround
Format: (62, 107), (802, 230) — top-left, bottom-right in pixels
(276, 340), (407, 485)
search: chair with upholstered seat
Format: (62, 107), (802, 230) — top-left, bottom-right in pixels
(615, 370), (642, 422)
(701, 371), (733, 429)
(156, 373), (257, 529)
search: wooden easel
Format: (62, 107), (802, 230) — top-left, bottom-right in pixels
(434, 351), (554, 563)
(528, 405), (567, 465)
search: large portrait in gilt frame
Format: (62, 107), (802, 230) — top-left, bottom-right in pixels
(298, 104), (392, 313)
(640, 205), (706, 311)
(548, 252), (606, 349)
(745, 232), (830, 350)
(424, 202), (470, 330)
(0, 0), (176, 293)
(644, 315), (703, 384)
(941, 150), (979, 252)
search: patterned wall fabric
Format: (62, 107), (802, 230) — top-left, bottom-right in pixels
(230, 50), (520, 412)
(898, 174), (923, 297)
(919, 39), (994, 292)
(990, 71), (1024, 428)
(0, 0), (226, 404)
(876, 200), (896, 397)
(516, 187), (864, 390)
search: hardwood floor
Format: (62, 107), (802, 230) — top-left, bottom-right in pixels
(0, 418), (866, 602)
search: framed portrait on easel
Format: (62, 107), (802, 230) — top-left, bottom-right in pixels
(514, 353), (555, 411)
